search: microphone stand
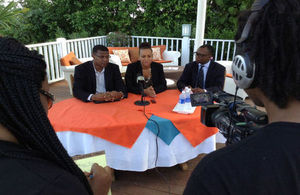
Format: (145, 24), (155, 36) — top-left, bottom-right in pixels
(134, 87), (150, 106)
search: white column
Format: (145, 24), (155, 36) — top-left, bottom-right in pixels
(194, 0), (207, 52)
(181, 36), (190, 66)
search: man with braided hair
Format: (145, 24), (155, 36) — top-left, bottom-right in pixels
(184, 0), (300, 194)
(0, 37), (112, 194)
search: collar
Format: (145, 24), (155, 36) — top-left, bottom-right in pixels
(198, 60), (211, 68)
(93, 61), (105, 73)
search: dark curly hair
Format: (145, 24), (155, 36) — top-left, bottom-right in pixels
(199, 44), (215, 57)
(236, 0), (300, 108)
(93, 44), (109, 53)
(139, 42), (152, 52)
(0, 37), (92, 194)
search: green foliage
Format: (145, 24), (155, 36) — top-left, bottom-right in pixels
(133, 0), (198, 37)
(106, 32), (131, 47)
(205, 0), (254, 39)
(0, 1), (23, 32)
(68, 31), (90, 40)
(2, 0), (254, 44)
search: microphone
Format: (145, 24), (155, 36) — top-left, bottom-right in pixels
(136, 74), (145, 83)
(137, 74), (146, 96)
(134, 73), (150, 106)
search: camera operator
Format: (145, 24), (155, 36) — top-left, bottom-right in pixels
(184, 0), (300, 194)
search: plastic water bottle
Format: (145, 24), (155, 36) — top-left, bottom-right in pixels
(173, 88), (196, 114)
(176, 90), (186, 113)
(184, 87), (193, 113)
(185, 87), (191, 104)
(179, 90), (186, 105)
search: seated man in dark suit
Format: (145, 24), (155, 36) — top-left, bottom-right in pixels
(73, 45), (126, 102)
(177, 44), (225, 93)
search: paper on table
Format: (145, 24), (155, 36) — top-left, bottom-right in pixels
(173, 102), (196, 114)
(74, 152), (111, 195)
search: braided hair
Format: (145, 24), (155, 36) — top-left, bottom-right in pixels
(0, 37), (92, 194)
(237, 0), (300, 108)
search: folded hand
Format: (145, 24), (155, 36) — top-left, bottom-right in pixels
(144, 86), (156, 98)
(191, 88), (205, 93)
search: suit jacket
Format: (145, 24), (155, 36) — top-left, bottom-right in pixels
(125, 61), (167, 94)
(73, 61), (127, 102)
(177, 61), (225, 92)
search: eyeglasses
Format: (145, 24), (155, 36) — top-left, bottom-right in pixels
(194, 52), (210, 58)
(40, 89), (55, 109)
(94, 55), (111, 60)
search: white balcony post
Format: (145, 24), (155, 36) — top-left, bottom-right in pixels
(194, 0), (207, 52)
(181, 24), (192, 66)
(56, 37), (67, 58)
(181, 37), (190, 66)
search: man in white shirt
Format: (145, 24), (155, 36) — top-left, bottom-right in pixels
(73, 45), (126, 102)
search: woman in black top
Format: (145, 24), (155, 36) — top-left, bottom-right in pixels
(125, 42), (167, 97)
(0, 37), (111, 195)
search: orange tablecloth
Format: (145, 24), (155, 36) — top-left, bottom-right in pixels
(48, 90), (218, 148)
(226, 73), (233, 78)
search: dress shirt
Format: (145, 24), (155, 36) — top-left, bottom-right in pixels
(198, 60), (211, 89)
(87, 62), (106, 101)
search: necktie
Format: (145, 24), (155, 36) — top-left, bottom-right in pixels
(196, 65), (204, 88)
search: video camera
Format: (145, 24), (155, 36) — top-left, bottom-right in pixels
(190, 91), (268, 145)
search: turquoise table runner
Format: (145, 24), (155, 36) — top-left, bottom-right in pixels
(145, 115), (180, 145)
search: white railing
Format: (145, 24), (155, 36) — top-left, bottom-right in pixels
(26, 35), (236, 84)
(131, 36), (182, 51)
(190, 38), (236, 62)
(131, 36), (237, 63)
(203, 39), (236, 61)
(26, 36), (107, 83)
(66, 36), (107, 59)
(27, 41), (63, 84)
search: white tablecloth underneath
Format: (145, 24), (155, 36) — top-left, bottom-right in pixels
(57, 128), (216, 171)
